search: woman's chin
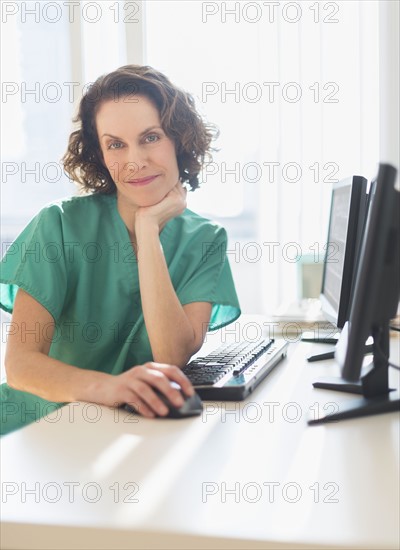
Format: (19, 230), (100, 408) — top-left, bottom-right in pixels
(118, 185), (173, 209)
(118, 191), (158, 208)
(135, 188), (173, 208)
(137, 196), (164, 208)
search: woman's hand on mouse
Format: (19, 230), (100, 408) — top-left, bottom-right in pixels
(135, 180), (187, 235)
(89, 362), (195, 418)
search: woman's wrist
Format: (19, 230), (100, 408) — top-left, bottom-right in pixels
(72, 369), (113, 404)
(135, 216), (160, 244)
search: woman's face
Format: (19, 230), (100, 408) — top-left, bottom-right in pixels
(96, 94), (179, 209)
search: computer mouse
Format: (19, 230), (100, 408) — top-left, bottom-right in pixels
(123, 382), (203, 419)
(154, 382), (203, 419)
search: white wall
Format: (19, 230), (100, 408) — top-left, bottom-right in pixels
(379, 0), (400, 188)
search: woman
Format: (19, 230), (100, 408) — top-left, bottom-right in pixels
(0, 65), (241, 435)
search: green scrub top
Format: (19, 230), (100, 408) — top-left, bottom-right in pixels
(0, 193), (241, 435)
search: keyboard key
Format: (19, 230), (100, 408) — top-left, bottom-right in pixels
(183, 338), (276, 387)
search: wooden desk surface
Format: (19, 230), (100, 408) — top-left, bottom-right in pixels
(1, 325), (399, 550)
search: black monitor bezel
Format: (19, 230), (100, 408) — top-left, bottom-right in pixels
(338, 163), (399, 382)
(320, 175), (367, 328)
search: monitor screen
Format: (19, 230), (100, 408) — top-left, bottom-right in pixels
(320, 176), (367, 328)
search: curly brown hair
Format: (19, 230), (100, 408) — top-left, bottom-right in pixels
(62, 65), (219, 193)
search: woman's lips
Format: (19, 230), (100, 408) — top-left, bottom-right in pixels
(126, 175), (159, 186)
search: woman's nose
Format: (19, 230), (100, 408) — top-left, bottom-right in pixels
(108, 146), (149, 183)
(124, 161), (145, 177)
(124, 147), (148, 175)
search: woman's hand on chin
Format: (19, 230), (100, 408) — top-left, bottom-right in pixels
(135, 180), (187, 234)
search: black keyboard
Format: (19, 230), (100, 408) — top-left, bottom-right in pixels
(183, 338), (289, 401)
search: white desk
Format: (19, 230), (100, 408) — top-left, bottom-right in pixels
(1, 319), (399, 550)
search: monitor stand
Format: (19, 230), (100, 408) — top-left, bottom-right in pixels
(301, 331), (339, 345)
(307, 342), (373, 363)
(302, 327), (340, 361)
(308, 325), (400, 424)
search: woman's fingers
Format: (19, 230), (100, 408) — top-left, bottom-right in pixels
(124, 395), (156, 418)
(144, 363), (195, 397)
(118, 363), (196, 418)
(136, 368), (187, 408)
(123, 364), (193, 412)
(128, 378), (171, 416)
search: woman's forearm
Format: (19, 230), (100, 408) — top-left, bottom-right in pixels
(136, 223), (197, 367)
(6, 351), (111, 403)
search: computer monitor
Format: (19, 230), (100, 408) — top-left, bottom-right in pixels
(303, 176), (368, 355)
(310, 162), (400, 424)
(320, 175), (368, 328)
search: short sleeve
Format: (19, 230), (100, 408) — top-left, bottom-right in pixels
(175, 226), (241, 331)
(0, 205), (68, 321)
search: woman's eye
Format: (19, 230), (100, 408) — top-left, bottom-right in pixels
(108, 141), (123, 150)
(144, 134), (160, 144)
